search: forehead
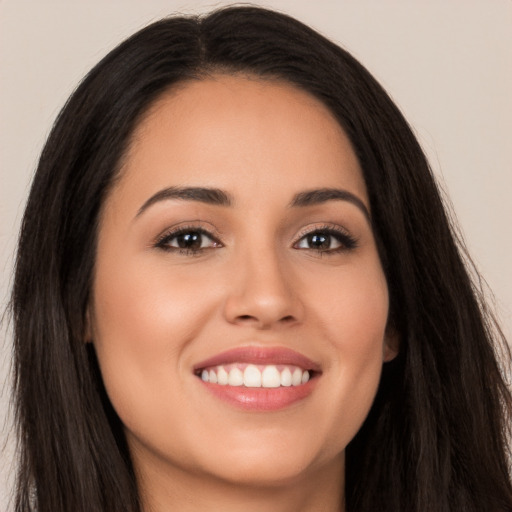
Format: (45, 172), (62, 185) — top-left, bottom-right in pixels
(111, 74), (368, 212)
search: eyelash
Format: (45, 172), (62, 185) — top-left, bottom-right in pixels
(293, 225), (358, 254)
(154, 224), (358, 255)
(154, 226), (223, 255)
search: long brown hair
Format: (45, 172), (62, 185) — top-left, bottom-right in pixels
(11, 6), (512, 511)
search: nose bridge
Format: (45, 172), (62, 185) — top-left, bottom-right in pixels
(223, 239), (302, 328)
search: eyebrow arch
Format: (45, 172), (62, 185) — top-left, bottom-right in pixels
(136, 185), (370, 221)
(290, 188), (370, 220)
(136, 186), (233, 217)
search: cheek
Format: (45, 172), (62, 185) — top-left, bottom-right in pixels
(89, 254), (219, 426)
(329, 264), (389, 383)
(311, 255), (389, 356)
(92, 251), (219, 347)
(305, 259), (389, 448)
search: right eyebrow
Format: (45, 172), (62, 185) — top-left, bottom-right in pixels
(135, 186), (233, 218)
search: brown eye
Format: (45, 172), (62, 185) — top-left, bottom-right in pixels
(173, 232), (205, 250)
(156, 229), (220, 253)
(296, 232), (341, 251)
(294, 228), (357, 253)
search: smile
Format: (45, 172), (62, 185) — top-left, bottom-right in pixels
(193, 346), (320, 411)
(198, 363), (310, 388)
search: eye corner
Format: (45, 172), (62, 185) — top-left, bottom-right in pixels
(153, 224), (223, 254)
(293, 224), (359, 254)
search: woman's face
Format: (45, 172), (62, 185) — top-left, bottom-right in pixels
(90, 75), (395, 491)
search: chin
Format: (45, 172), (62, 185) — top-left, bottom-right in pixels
(203, 456), (325, 489)
(192, 433), (343, 489)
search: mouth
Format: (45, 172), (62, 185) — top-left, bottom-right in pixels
(195, 363), (312, 388)
(193, 346), (321, 411)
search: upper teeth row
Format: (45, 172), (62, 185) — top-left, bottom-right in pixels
(200, 364), (310, 388)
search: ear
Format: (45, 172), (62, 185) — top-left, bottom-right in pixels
(383, 327), (399, 362)
(84, 307), (93, 343)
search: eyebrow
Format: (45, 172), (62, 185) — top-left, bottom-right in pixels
(290, 188), (370, 220)
(136, 185), (370, 220)
(136, 186), (232, 217)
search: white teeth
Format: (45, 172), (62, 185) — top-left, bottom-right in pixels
(243, 365), (262, 387)
(261, 365), (281, 388)
(217, 366), (229, 385)
(228, 367), (244, 386)
(280, 367), (292, 387)
(291, 368), (302, 386)
(200, 364), (312, 388)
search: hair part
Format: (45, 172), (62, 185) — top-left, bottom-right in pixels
(11, 6), (512, 512)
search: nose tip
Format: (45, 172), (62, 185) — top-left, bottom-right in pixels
(222, 255), (303, 330)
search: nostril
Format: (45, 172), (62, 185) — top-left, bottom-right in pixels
(238, 315), (255, 321)
(235, 314), (296, 325)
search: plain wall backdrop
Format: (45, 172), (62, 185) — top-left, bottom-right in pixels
(1, 1), (511, 510)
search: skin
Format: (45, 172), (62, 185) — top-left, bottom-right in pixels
(90, 75), (397, 512)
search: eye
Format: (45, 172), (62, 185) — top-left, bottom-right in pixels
(155, 228), (221, 254)
(294, 227), (357, 253)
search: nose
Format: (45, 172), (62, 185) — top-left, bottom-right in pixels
(223, 248), (304, 330)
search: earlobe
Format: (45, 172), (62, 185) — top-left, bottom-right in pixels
(383, 328), (399, 362)
(84, 307), (93, 343)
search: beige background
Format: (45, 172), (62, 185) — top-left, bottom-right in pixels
(1, 1), (511, 509)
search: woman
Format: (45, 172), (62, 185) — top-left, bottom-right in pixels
(10, 6), (512, 512)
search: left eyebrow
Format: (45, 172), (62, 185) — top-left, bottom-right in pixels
(290, 188), (370, 221)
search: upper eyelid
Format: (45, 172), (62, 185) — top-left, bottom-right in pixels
(154, 228), (222, 253)
(293, 223), (353, 241)
(153, 222), (223, 245)
(292, 224), (359, 252)
(152, 221), (356, 248)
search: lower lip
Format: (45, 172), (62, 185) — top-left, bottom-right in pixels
(197, 377), (317, 411)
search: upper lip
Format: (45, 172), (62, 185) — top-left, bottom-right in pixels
(193, 346), (322, 372)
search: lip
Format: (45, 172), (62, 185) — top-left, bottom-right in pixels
(193, 346), (322, 373)
(193, 346), (321, 412)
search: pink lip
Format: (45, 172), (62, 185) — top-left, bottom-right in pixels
(193, 346), (321, 412)
(198, 380), (318, 411)
(193, 346), (322, 372)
